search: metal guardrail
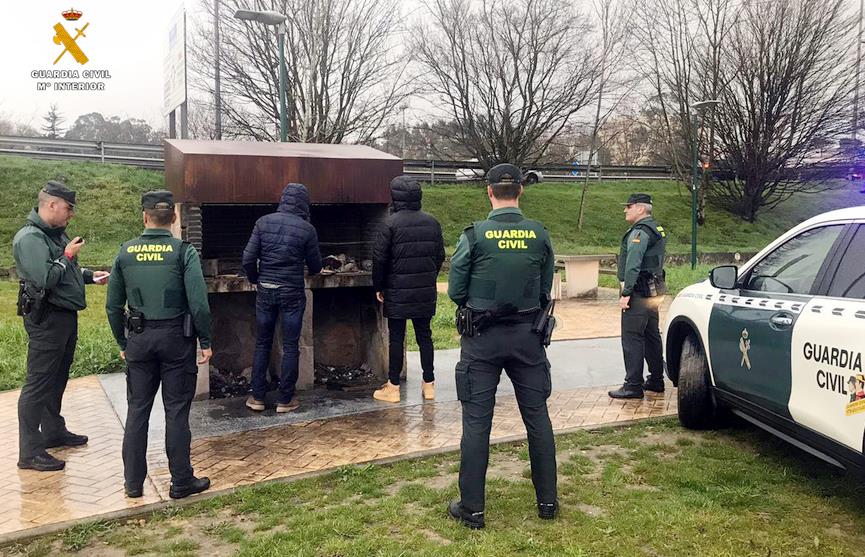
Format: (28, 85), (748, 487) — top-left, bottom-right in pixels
(0, 135), (165, 169)
(0, 135), (673, 180)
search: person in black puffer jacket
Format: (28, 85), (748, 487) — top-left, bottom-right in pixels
(372, 175), (445, 403)
(241, 183), (322, 413)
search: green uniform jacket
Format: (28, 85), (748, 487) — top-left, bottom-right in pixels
(105, 228), (212, 350)
(448, 207), (554, 311)
(12, 208), (94, 311)
(617, 216), (666, 297)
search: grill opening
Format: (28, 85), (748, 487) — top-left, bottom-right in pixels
(197, 203), (388, 276)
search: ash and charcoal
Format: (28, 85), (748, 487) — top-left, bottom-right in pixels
(315, 362), (379, 391)
(209, 366), (252, 399)
(320, 253), (373, 274)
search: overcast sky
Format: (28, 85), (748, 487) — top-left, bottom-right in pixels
(1, 2), (191, 130)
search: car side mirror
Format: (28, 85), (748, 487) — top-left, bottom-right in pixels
(710, 265), (738, 290)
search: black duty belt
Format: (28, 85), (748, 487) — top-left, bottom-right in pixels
(143, 315), (185, 328)
(494, 311), (539, 325)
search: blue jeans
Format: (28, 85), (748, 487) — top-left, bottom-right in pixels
(251, 287), (306, 404)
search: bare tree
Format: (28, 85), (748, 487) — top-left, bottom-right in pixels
(376, 119), (471, 160)
(633, 0), (739, 221)
(707, 0), (855, 221)
(578, 0), (637, 230)
(187, 99), (220, 140)
(414, 0), (599, 170)
(190, 0), (413, 143)
(598, 112), (657, 165)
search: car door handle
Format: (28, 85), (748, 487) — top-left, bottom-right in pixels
(769, 313), (794, 328)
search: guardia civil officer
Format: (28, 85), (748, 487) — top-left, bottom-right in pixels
(446, 164), (558, 529)
(609, 193), (667, 399)
(106, 191), (213, 499)
(13, 181), (109, 472)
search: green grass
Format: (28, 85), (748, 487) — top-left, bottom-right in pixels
(0, 156), (163, 268)
(423, 179), (864, 255)
(8, 417), (865, 556)
(0, 281), (122, 392)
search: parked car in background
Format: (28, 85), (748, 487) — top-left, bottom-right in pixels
(664, 206), (865, 475)
(454, 159), (544, 184)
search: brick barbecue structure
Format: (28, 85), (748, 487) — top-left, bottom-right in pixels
(163, 140), (403, 398)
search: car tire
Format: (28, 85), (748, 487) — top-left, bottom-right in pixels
(525, 174), (538, 185)
(677, 333), (717, 430)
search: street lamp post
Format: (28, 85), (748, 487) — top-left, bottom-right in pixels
(689, 99), (720, 269)
(233, 9), (289, 142)
(400, 103), (409, 158)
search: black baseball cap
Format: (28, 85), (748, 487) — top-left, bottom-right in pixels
(487, 163), (523, 185)
(141, 190), (175, 210)
(622, 193), (653, 205)
(42, 180), (76, 207)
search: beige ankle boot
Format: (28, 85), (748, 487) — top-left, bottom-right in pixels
(422, 381), (435, 400)
(373, 381), (400, 403)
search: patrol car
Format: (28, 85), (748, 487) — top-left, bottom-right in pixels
(664, 206), (865, 474)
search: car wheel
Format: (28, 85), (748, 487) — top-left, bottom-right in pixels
(677, 333), (717, 430)
(525, 174), (538, 185)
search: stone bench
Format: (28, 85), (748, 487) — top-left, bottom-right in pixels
(556, 255), (614, 298)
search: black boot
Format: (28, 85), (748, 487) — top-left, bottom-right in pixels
(125, 484), (143, 498)
(169, 476), (211, 499)
(538, 501), (559, 520)
(642, 378), (665, 393)
(608, 385), (644, 399)
(17, 452), (65, 472)
(44, 432), (89, 448)
(448, 500), (485, 529)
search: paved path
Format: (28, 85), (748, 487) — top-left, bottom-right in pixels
(0, 292), (677, 542)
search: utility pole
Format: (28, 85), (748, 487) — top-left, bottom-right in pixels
(401, 104), (408, 158)
(855, 0), (864, 144)
(214, 0), (222, 139)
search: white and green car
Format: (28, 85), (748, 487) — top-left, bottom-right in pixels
(665, 206), (865, 473)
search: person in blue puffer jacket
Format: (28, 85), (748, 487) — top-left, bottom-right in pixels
(241, 183), (322, 413)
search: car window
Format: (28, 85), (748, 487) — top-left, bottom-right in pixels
(826, 225), (865, 299)
(744, 225), (844, 294)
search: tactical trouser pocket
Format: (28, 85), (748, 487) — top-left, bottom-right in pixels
(455, 361), (472, 402)
(543, 361), (552, 399)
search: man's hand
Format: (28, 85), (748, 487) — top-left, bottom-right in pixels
(120, 351), (125, 360)
(93, 271), (110, 285)
(198, 348), (213, 365)
(65, 236), (85, 258)
(376, 291), (384, 303)
(619, 296), (631, 311)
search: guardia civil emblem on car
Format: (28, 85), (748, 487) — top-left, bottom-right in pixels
(664, 206), (865, 479)
(739, 329), (751, 369)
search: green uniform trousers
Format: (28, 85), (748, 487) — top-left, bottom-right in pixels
(19, 306), (77, 459)
(455, 320), (557, 512)
(122, 319), (197, 490)
(621, 294), (664, 388)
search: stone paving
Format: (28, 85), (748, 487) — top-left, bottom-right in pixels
(0, 292), (677, 542)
